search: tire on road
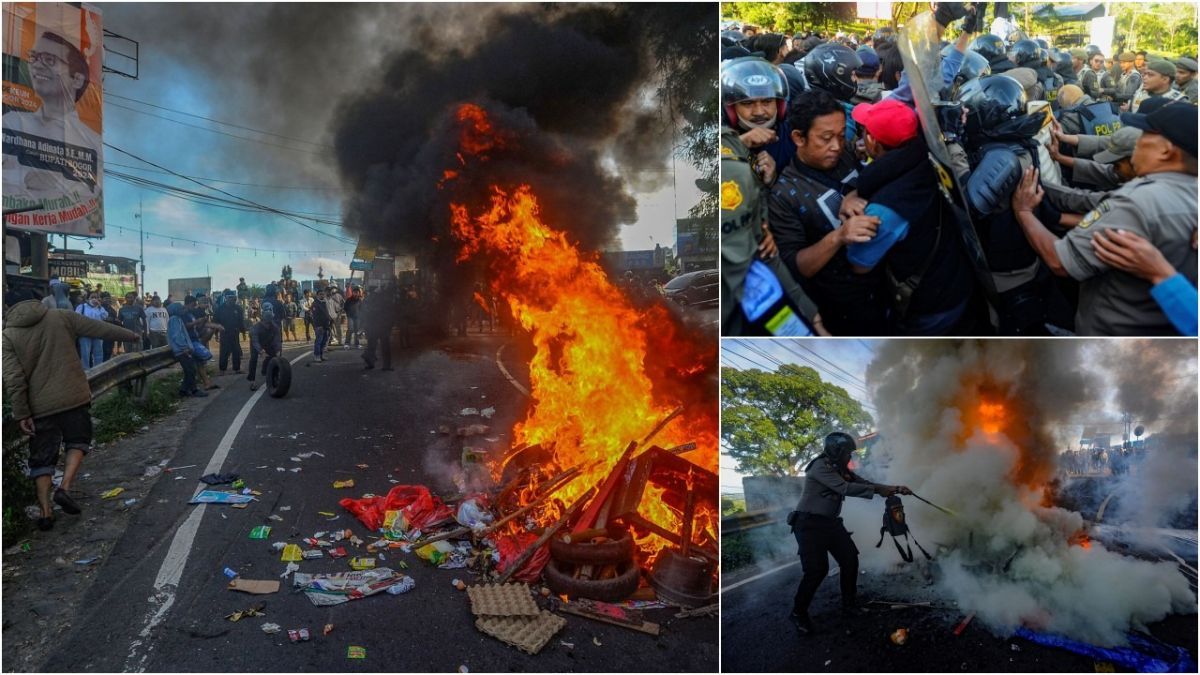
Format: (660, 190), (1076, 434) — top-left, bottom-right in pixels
(543, 558), (641, 602)
(266, 357), (291, 398)
(548, 526), (635, 566)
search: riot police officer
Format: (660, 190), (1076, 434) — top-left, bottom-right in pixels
(969, 33), (1016, 74)
(1080, 50), (1116, 101)
(959, 75), (1072, 334)
(721, 57), (824, 336)
(803, 42), (863, 143)
(790, 432), (910, 635)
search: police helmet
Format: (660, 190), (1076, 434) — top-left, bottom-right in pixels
(803, 42), (862, 102)
(721, 30), (746, 48)
(873, 26), (896, 46)
(1034, 38), (1051, 51)
(969, 34), (1007, 63)
(721, 57), (788, 127)
(823, 432), (857, 467)
(958, 74), (1029, 137)
(1009, 39), (1042, 68)
(956, 50), (993, 88)
(1085, 44), (1103, 59)
(778, 63), (808, 99)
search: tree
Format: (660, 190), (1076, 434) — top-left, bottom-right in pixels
(721, 364), (874, 477)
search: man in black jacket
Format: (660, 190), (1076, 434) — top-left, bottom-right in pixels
(215, 289), (246, 374)
(362, 284), (397, 371)
(768, 89), (887, 335)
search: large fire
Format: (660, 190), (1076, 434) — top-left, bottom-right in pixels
(445, 104), (717, 562)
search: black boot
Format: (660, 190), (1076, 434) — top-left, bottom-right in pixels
(790, 611), (815, 636)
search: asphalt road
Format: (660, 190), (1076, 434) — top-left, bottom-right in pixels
(42, 332), (716, 673)
(721, 541), (1197, 672)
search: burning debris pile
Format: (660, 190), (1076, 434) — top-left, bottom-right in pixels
(846, 340), (1196, 648)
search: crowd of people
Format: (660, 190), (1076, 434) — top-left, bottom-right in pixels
(721, 4), (1198, 337)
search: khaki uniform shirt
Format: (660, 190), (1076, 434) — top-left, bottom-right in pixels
(1054, 171), (1198, 335)
(1131, 86), (1186, 112)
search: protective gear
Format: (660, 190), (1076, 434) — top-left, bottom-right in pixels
(958, 75), (1033, 144)
(1085, 44), (1103, 59)
(954, 50), (992, 92)
(720, 29), (745, 47)
(1008, 39), (1041, 69)
(823, 432), (857, 469)
(803, 42), (862, 101)
(778, 63), (808, 100)
(969, 34), (1007, 63)
(721, 57), (788, 129)
(1077, 101), (1123, 136)
(965, 147), (1023, 215)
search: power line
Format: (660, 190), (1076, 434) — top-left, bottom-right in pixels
(106, 161), (343, 191)
(104, 143), (356, 244)
(105, 100), (328, 156)
(106, 92), (332, 148)
(107, 171), (344, 222)
(105, 222), (353, 257)
(724, 340), (878, 413)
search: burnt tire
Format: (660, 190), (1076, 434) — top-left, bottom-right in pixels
(266, 357), (291, 398)
(543, 558), (641, 602)
(549, 526), (635, 566)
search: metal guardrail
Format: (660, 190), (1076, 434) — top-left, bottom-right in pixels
(85, 345), (177, 400)
(722, 508), (789, 536)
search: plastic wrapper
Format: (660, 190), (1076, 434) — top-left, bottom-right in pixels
(1013, 628), (1196, 673)
(292, 567), (412, 606)
(495, 532), (550, 583)
(339, 485), (453, 532)
(456, 498), (495, 530)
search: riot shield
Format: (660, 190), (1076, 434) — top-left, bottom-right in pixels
(897, 11), (1000, 304)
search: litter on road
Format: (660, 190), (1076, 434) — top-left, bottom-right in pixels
(292, 567), (414, 606)
(228, 579), (281, 594)
(100, 487), (125, 499)
(191, 491), (255, 505)
(225, 604), (266, 622)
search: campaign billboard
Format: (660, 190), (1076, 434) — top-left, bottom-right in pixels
(2, 2), (104, 237)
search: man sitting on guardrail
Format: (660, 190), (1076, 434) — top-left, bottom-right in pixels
(3, 291), (139, 531)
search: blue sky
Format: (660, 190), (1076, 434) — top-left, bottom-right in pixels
(79, 4), (701, 295)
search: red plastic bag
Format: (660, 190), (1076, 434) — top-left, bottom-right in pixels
(339, 485), (453, 532)
(495, 531), (549, 583)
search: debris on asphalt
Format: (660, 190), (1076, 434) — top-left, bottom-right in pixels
(231, 479), (246, 490)
(225, 604), (266, 622)
(199, 472), (239, 485)
(593, 637), (602, 647)
(890, 628), (909, 645)
(249, 526), (271, 539)
(122, 498), (138, 507)
(329, 547), (348, 559)
(191, 490), (255, 505)
(143, 465), (163, 478)
(333, 479), (355, 489)
(349, 557), (376, 570)
(287, 628), (311, 642)
(279, 563), (299, 578)
(323, 623), (334, 636)
(165, 464), (197, 473)
(457, 424), (490, 437)
(953, 612), (976, 636)
(302, 550), (324, 560)
(280, 544), (303, 562)
(73, 557), (99, 565)
(474, 611), (566, 655)
(100, 487), (125, 499)
(347, 646), (366, 659)
(260, 623), (281, 634)
(554, 598), (661, 636)
(223, 567), (239, 579)
(229, 579), (281, 594)
(293, 567), (413, 606)
(453, 578), (467, 590)
(481, 407), (496, 419)
(460, 408), (480, 416)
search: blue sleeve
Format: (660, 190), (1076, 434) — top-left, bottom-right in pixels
(890, 48), (962, 107)
(846, 203), (910, 269)
(1149, 274), (1199, 336)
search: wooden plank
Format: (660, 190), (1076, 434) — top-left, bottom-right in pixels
(556, 600), (660, 636)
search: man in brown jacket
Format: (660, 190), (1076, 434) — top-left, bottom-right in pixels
(3, 297), (139, 530)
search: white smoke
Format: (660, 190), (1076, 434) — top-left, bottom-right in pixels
(847, 340), (1196, 647)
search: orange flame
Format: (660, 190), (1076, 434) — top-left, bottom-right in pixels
(446, 104), (717, 561)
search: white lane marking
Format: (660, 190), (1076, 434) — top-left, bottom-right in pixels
(721, 559), (804, 592)
(125, 350), (310, 672)
(495, 343), (530, 398)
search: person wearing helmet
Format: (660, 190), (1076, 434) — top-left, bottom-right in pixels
(721, 56), (793, 183)
(720, 29), (745, 49)
(790, 432), (911, 636)
(882, 3), (982, 106)
(959, 74), (1072, 334)
(1080, 50), (1116, 102)
(1053, 49), (1078, 87)
(970, 33), (1017, 74)
(721, 59), (825, 337)
(747, 33), (791, 65)
(803, 42), (864, 143)
(1115, 52), (1142, 109)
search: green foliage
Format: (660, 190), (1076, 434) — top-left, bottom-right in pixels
(3, 371), (187, 545)
(721, 531), (756, 571)
(723, 2), (857, 33)
(722, 496), (747, 516)
(721, 364), (873, 477)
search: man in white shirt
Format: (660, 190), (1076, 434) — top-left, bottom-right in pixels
(144, 295), (169, 347)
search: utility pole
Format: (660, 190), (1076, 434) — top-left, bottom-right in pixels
(135, 198), (145, 297)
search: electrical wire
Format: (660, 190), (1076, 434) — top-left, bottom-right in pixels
(105, 222), (353, 257)
(105, 100), (329, 156)
(106, 161), (343, 191)
(106, 92), (333, 148)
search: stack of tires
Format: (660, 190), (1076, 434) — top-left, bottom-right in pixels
(544, 524), (640, 602)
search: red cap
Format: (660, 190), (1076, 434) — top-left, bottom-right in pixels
(851, 98), (918, 147)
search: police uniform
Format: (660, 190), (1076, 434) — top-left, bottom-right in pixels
(1115, 69), (1142, 106)
(1054, 171), (1198, 335)
(720, 128), (820, 336)
(791, 454), (880, 619)
(1131, 86), (1186, 113)
(1080, 66), (1115, 101)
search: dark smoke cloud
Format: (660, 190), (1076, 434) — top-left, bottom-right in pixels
(330, 3), (715, 291)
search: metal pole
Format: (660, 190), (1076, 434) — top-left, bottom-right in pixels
(138, 198), (145, 297)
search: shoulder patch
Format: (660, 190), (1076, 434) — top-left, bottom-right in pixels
(721, 180), (744, 211)
(1077, 200), (1111, 229)
(721, 145), (735, 158)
